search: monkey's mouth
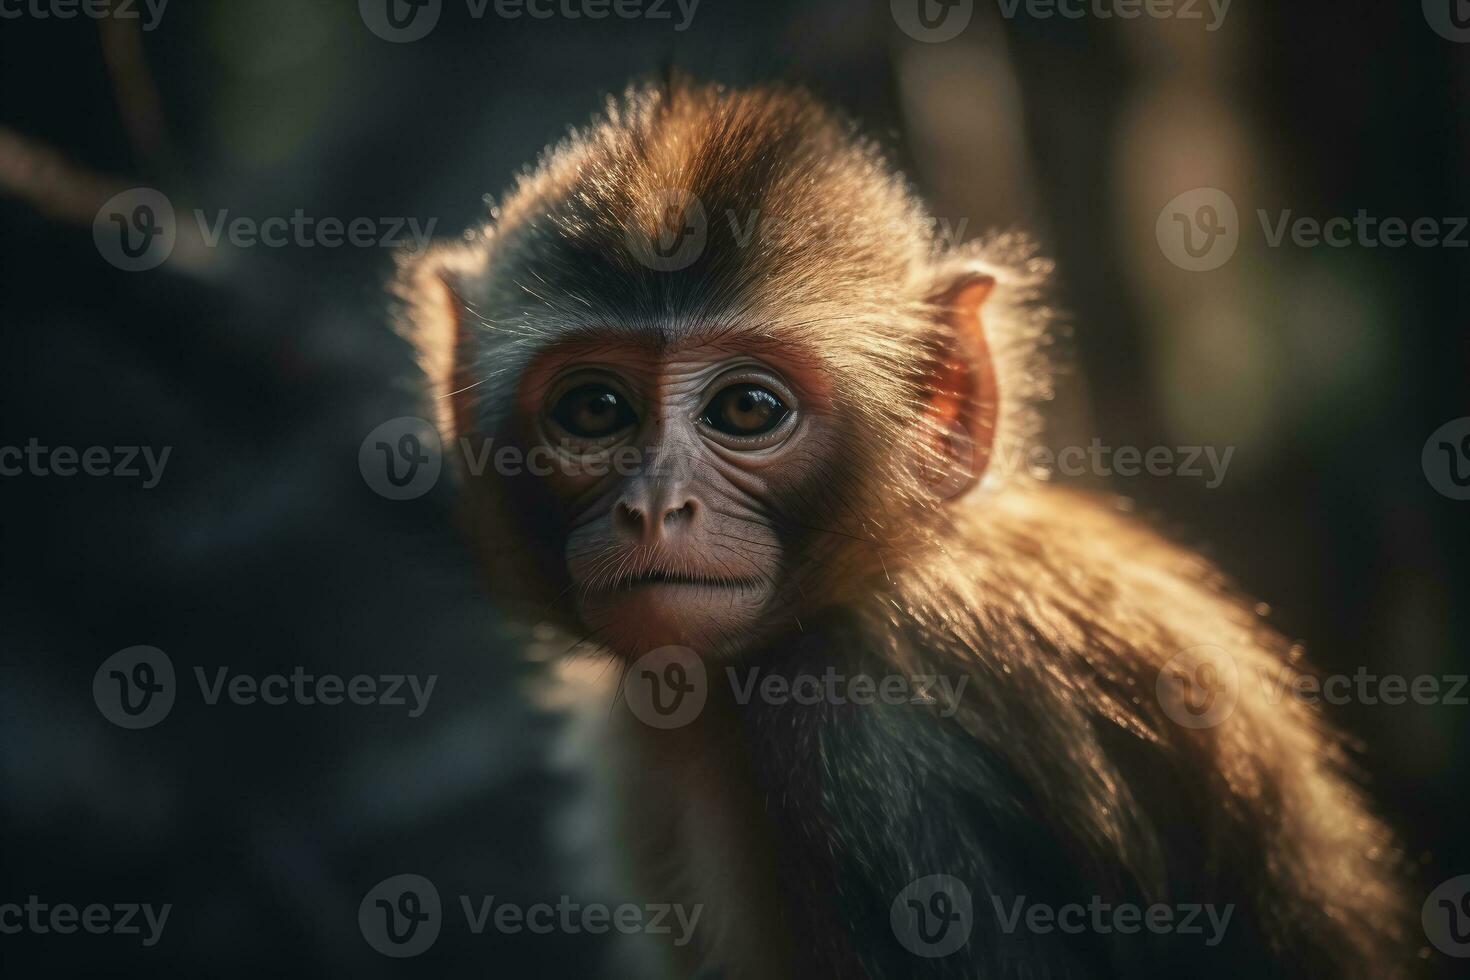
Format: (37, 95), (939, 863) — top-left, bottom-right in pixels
(575, 563), (775, 655)
(604, 569), (763, 592)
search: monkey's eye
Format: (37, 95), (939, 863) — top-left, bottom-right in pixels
(549, 384), (637, 440)
(700, 384), (790, 438)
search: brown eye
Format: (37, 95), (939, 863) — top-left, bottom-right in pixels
(550, 384), (637, 439)
(700, 384), (789, 438)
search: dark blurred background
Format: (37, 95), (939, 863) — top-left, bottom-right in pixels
(1, 0), (1466, 975)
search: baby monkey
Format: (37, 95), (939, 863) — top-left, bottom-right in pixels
(397, 78), (1410, 978)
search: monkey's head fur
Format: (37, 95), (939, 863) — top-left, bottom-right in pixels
(400, 76), (1049, 658)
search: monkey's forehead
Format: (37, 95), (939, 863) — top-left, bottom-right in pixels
(460, 297), (921, 407)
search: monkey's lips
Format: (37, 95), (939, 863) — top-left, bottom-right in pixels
(576, 567), (774, 653)
(604, 569), (764, 591)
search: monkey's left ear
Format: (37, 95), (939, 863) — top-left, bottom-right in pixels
(915, 271), (999, 500)
(397, 245), (480, 445)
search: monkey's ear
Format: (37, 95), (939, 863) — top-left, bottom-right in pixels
(915, 271), (999, 500)
(397, 246), (478, 444)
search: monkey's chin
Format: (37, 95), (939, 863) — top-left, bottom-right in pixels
(575, 581), (774, 659)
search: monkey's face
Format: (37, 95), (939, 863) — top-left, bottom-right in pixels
(508, 340), (845, 659)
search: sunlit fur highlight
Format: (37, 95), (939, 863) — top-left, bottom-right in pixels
(397, 77), (1411, 978)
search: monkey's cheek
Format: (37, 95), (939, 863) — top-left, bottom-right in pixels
(575, 585), (772, 656)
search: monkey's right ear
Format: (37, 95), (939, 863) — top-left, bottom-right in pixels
(915, 271), (999, 499)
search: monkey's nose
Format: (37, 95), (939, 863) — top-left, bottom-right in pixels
(614, 499), (697, 544)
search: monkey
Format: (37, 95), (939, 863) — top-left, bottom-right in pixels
(394, 77), (1412, 979)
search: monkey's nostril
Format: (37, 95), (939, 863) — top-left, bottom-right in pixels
(662, 501), (696, 526)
